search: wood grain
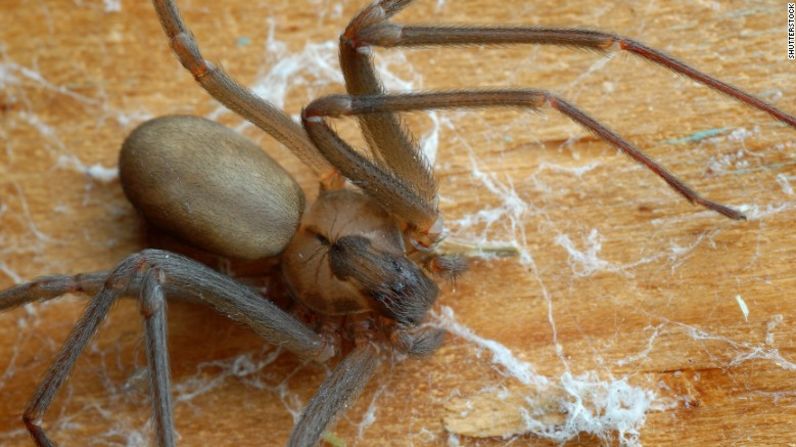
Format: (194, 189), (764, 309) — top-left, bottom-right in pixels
(1, 1), (794, 446)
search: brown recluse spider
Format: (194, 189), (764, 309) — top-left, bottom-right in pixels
(1, 0), (794, 446)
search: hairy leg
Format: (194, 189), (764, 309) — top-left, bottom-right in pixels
(150, 0), (337, 183)
(328, 0), (795, 235)
(288, 343), (380, 447)
(0, 271), (108, 311)
(12, 249), (333, 446)
(303, 90), (749, 220)
(140, 268), (175, 447)
(345, 1), (796, 128)
(339, 31), (438, 213)
(1, 250), (332, 361)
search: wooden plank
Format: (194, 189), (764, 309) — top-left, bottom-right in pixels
(0, 1), (794, 446)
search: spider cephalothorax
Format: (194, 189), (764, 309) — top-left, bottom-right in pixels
(1, 1), (794, 446)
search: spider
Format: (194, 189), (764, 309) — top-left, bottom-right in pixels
(1, 0), (794, 446)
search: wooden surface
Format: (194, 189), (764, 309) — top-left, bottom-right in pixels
(1, 1), (795, 446)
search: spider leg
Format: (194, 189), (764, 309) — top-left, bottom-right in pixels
(3, 250), (332, 358)
(22, 256), (160, 446)
(345, 21), (796, 129)
(10, 249), (333, 445)
(335, 0), (792, 234)
(150, 0), (337, 184)
(0, 271), (107, 310)
(338, 1), (438, 221)
(287, 343), (380, 447)
(0, 270), (269, 311)
(339, 42), (438, 214)
(303, 90), (746, 220)
(394, 324), (446, 357)
(140, 268), (176, 447)
(22, 264), (176, 446)
(302, 107), (438, 232)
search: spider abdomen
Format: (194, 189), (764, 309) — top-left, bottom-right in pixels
(119, 115), (304, 259)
